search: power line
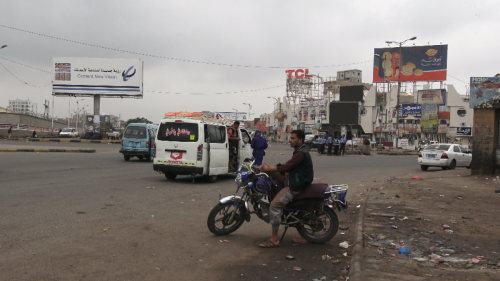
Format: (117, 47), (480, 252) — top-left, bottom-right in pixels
(1, 24), (370, 69)
(447, 74), (469, 85)
(0, 60), (49, 87)
(0, 57), (52, 74)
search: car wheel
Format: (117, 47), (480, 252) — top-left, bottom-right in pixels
(466, 165), (471, 169)
(124, 155), (130, 161)
(448, 160), (456, 170)
(165, 173), (177, 180)
(146, 154), (153, 162)
(420, 165), (429, 171)
(441, 167), (448, 170)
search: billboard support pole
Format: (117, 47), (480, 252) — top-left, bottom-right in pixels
(94, 95), (101, 132)
(51, 94), (54, 136)
(396, 43), (401, 148)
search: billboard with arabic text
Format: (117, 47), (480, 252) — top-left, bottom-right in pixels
(373, 45), (447, 82)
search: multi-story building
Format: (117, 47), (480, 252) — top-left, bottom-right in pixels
(8, 99), (38, 116)
(337, 69), (362, 83)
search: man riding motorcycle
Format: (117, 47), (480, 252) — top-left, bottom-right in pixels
(259, 129), (313, 248)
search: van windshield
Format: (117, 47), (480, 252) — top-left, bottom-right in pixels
(124, 126), (147, 139)
(158, 122), (198, 142)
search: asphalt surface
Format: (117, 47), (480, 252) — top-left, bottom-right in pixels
(0, 141), (420, 280)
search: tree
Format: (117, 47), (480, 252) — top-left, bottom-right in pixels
(125, 117), (153, 126)
(100, 122), (114, 132)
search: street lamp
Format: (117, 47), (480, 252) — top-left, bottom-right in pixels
(232, 108), (239, 122)
(385, 36), (417, 147)
(243, 102), (252, 121)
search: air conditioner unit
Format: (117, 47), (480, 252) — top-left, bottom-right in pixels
(460, 122), (466, 126)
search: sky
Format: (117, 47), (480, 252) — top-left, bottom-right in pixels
(1, 0), (499, 122)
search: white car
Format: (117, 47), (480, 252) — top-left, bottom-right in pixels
(418, 143), (471, 171)
(59, 128), (79, 138)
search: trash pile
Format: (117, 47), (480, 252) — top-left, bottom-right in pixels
(365, 231), (500, 269)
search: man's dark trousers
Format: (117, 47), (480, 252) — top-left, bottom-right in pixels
(340, 143), (346, 155)
(327, 143), (333, 156)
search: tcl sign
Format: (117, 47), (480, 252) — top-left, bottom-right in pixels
(286, 69), (313, 79)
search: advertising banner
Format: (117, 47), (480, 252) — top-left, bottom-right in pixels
(277, 112), (285, 122)
(376, 92), (386, 106)
(456, 127), (472, 136)
(417, 89), (445, 104)
(215, 112), (248, 122)
(373, 45), (448, 82)
(438, 111), (450, 119)
(286, 125), (291, 133)
(401, 104), (422, 117)
(438, 124), (447, 134)
(257, 120), (267, 131)
(470, 77), (500, 108)
(421, 104), (438, 133)
(300, 100), (325, 107)
(304, 124), (314, 133)
(320, 112), (327, 120)
(86, 115), (94, 125)
(52, 57), (144, 96)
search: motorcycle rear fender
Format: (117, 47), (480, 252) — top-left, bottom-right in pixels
(219, 195), (249, 212)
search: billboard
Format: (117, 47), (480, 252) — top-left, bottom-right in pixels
(401, 104), (421, 118)
(340, 86), (364, 102)
(215, 112), (248, 122)
(329, 102), (360, 125)
(417, 89), (445, 104)
(456, 127), (472, 136)
(52, 57), (143, 96)
(373, 45), (448, 82)
(300, 99), (325, 107)
(470, 77), (500, 108)
(421, 104), (438, 133)
(438, 111), (450, 119)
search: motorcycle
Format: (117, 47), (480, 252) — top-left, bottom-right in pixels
(207, 159), (348, 243)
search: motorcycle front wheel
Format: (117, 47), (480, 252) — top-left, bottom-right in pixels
(207, 201), (246, 236)
(297, 206), (339, 243)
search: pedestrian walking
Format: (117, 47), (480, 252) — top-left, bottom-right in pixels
(32, 130), (37, 138)
(340, 134), (347, 156)
(333, 136), (340, 156)
(8, 126), (12, 139)
(327, 135), (333, 156)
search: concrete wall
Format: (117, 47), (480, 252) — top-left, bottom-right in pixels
(0, 112), (68, 138)
(471, 108), (498, 174)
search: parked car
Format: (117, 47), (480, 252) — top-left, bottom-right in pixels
(59, 128), (79, 138)
(418, 143), (471, 171)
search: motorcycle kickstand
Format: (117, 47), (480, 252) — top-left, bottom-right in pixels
(280, 225), (289, 243)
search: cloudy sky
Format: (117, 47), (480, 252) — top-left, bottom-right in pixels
(0, 0), (498, 122)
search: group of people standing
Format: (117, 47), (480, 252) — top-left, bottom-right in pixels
(317, 134), (346, 156)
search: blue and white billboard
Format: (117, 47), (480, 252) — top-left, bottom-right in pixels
(401, 104), (421, 118)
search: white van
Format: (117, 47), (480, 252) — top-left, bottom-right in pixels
(153, 118), (253, 182)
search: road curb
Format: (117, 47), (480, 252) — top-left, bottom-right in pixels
(348, 188), (371, 281)
(0, 148), (95, 153)
(6, 138), (120, 144)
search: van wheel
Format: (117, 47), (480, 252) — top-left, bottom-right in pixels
(146, 154), (152, 162)
(138, 156), (144, 161)
(165, 173), (177, 180)
(206, 175), (218, 183)
(124, 155), (130, 161)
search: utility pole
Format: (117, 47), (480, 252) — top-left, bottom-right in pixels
(385, 36), (417, 148)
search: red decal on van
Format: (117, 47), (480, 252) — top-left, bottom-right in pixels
(170, 152), (183, 160)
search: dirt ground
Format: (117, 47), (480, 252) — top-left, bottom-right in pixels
(358, 167), (500, 280)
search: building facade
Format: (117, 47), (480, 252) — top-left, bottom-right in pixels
(8, 99), (38, 116)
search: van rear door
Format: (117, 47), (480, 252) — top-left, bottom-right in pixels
(205, 124), (229, 175)
(156, 121), (201, 169)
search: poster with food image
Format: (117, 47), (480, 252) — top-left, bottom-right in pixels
(373, 45), (448, 82)
(421, 104), (438, 133)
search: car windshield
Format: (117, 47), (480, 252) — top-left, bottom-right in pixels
(124, 126), (147, 139)
(62, 129), (72, 132)
(425, 144), (450, 151)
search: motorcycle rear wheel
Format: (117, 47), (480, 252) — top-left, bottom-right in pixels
(297, 207), (339, 244)
(207, 201), (246, 236)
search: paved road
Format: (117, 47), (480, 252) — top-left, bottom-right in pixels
(0, 141), (419, 280)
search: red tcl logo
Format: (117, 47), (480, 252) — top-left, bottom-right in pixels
(285, 69), (313, 79)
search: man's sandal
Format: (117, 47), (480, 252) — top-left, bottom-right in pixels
(259, 240), (280, 248)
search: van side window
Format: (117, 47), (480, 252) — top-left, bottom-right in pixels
(241, 130), (251, 143)
(207, 125), (225, 143)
